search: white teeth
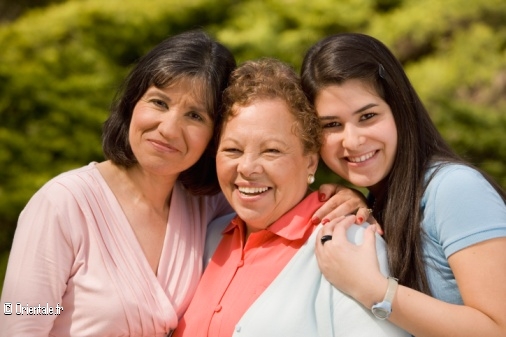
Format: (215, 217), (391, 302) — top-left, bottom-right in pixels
(238, 186), (269, 195)
(348, 151), (375, 163)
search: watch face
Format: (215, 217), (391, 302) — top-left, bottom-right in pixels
(372, 307), (389, 320)
(371, 302), (392, 320)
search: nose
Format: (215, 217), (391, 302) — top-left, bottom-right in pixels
(157, 111), (182, 139)
(237, 153), (263, 177)
(341, 124), (365, 150)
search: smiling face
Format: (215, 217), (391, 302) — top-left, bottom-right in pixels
(129, 79), (214, 178)
(315, 79), (397, 194)
(216, 98), (318, 234)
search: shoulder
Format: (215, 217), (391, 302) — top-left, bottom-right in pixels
(16, 165), (99, 248)
(425, 163), (492, 194)
(28, 163), (100, 206)
(423, 163), (503, 208)
(422, 163), (506, 255)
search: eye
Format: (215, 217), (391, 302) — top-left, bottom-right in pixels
(264, 148), (281, 154)
(321, 121), (342, 129)
(222, 147), (242, 154)
(150, 99), (168, 109)
(186, 111), (207, 123)
(360, 112), (376, 121)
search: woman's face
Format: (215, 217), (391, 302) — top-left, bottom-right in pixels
(216, 98), (318, 234)
(314, 79), (397, 193)
(129, 80), (214, 178)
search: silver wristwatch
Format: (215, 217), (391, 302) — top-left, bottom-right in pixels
(371, 277), (398, 320)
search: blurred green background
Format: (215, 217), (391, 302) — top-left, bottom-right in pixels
(1, 0), (505, 292)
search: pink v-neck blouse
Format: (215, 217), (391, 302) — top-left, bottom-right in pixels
(0, 163), (231, 337)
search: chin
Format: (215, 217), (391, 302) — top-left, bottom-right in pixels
(348, 177), (377, 188)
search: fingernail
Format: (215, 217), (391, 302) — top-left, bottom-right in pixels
(321, 218), (330, 225)
(318, 192), (326, 201)
(357, 216), (364, 223)
(311, 216), (320, 225)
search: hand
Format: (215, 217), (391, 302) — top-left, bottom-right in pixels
(315, 215), (387, 307)
(314, 184), (383, 234)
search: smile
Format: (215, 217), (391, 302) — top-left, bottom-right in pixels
(237, 186), (270, 196)
(149, 139), (180, 153)
(347, 151), (376, 163)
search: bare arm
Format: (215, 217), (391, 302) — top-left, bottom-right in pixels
(316, 216), (506, 337)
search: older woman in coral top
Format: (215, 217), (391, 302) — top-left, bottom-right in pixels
(173, 58), (409, 337)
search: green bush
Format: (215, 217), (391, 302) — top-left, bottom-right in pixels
(0, 1), (505, 291)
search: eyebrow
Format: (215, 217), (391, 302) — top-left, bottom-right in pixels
(354, 103), (379, 114)
(147, 87), (207, 113)
(319, 103), (379, 120)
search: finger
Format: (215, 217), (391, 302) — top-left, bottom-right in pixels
(363, 224), (378, 248)
(317, 183), (339, 202)
(355, 207), (385, 235)
(365, 216), (384, 236)
(355, 207), (372, 224)
(313, 196), (366, 224)
(317, 216), (342, 238)
(315, 226), (329, 255)
(329, 214), (357, 244)
(372, 223), (384, 235)
(316, 215), (352, 251)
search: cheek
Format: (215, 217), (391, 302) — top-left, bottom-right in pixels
(216, 158), (236, 198)
(129, 106), (153, 135)
(320, 134), (340, 159)
(382, 121), (398, 158)
(189, 126), (213, 152)
(216, 155), (230, 179)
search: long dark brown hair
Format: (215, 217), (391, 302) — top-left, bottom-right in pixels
(301, 32), (506, 294)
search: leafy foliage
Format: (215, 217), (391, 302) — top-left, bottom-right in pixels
(0, 0), (505, 261)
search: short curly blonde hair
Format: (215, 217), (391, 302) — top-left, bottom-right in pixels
(219, 58), (322, 154)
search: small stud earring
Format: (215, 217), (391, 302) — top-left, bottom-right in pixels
(307, 174), (315, 185)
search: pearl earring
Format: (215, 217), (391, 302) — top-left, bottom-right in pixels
(307, 174), (315, 185)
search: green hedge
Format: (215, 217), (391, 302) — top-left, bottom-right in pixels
(0, 0), (505, 259)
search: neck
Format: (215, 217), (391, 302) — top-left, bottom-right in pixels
(98, 161), (177, 212)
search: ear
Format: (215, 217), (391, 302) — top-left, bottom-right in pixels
(306, 152), (319, 174)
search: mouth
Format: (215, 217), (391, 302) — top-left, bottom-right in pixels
(347, 150), (376, 163)
(237, 186), (270, 196)
(149, 139), (180, 153)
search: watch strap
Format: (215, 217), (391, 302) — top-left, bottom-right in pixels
(371, 276), (398, 319)
(383, 276), (398, 304)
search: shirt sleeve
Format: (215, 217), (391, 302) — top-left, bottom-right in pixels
(0, 183), (75, 336)
(425, 165), (506, 258)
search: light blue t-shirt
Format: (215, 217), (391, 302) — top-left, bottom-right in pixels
(421, 164), (506, 303)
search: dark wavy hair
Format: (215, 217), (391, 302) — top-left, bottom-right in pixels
(301, 32), (506, 294)
(219, 58), (322, 155)
(102, 30), (236, 195)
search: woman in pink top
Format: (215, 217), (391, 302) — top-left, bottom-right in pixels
(0, 30), (236, 337)
(0, 31), (367, 336)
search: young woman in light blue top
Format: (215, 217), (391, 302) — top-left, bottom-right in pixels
(301, 32), (506, 336)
